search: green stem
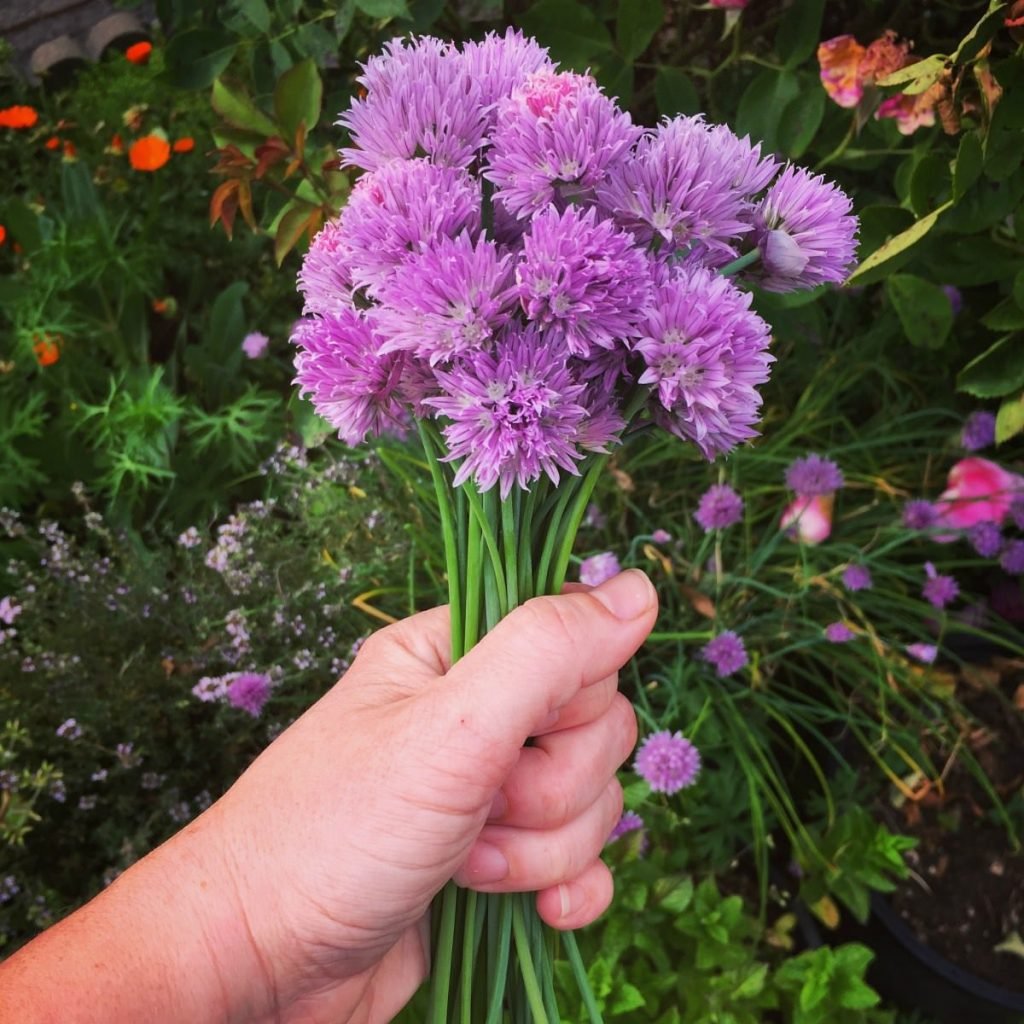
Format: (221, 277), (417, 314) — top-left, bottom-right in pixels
(719, 247), (761, 276)
(502, 495), (519, 611)
(465, 508), (483, 651)
(459, 889), (479, 1024)
(535, 484), (577, 594)
(550, 458), (608, 592)
(484, 896), (513, 1024)
(563, 930), (604, 1024)
(429, 882), (459, 1023)
(511, 895), (549, 1024)
(465, 484), (508, 619)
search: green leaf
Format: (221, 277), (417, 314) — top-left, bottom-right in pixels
(274, 57), (323, 137)
(736, 70), (799, 153)
(953, 132), (984, 202)
(877, 53), (947, 88)
(596, 51), (633, 106)
(981, 297), (1024, 331)
(212, 78), (278, 136)
(60, 161), (104, 226)
(958, 334), (1024, 397)
(886, 274), (953, 349)
(274, 201), (319, 265)
(334, 0), (356, 38)
(611, 982), (646, 1013)
(847, 200), (953, 286)
(237, 0), (271, 33)
(1014, 268), (1024, 310)
(208, 281), (249, 353)
(775, 0), (826, 69)
(909, 153), (950, 217)
(777, 82), (825, 159)
(617, 0), (663, 61)
(654, 875), (693, 913)
(518, 0), (614, 70)
(996, 393), (1024, 443)
(354, 0), (409, 15)
(654, 66), (699, 116)
(0, 198), (43, 253)
(952, 4), (1011, 64)
(165, 28), (238, 90)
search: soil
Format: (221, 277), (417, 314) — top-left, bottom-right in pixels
(877, 664), (1024, 993)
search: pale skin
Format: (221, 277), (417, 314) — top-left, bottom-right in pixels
(0, 569), (657, 1024)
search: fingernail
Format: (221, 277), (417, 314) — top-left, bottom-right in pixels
(487, 790), (508, 821)
(558, 881), (584, 919)
(461, 842), (509, 885)
(591, 569), (654, 620)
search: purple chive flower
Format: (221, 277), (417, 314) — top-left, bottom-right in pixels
(639, 265), (773, 459)
(903, 499), (939, 530)
(56, 718), (83, 740)
(694, 483), (744, 531)
(485, 70), (640, 218)
(754, 165), (858, 291)
(226, 672), (272, 717)
(460, 29), (555, 113)
(426, 323), (590, 497)
(298, 218), (354, 316)
(633, 730), (702, 794)
(651, 529), (672, 543)
(333, 159), (482, 299)
(515, 204), (653, 358)
(825, 622), (856, 643)
(785, 454), (844, 496)
(607, 810), (648, 852)
(942, 285), (963, 316)
(339, 36), (491, 171)
(373, 233), (516, 364)
(968, 521), (1003, 558)
(906, 642), (937, 664)
(961, 411), (996, 452)
(579, 551), (621, 586)
(241, 332), (269, 359)
(1010, 495), (1024, 531)
(701, 630), (748, 677)
(292, 308), (408, 448)
(1001, 539), (1024, 575)
(598, 114), (778, 262)
(922, 562), (959, 608)
(842, 564), (873, 592)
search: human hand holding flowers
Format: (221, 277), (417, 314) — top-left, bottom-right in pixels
(0, 570), (656, 1024)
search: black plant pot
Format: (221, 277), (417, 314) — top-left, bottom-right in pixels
(836, 894), (1024, 1024)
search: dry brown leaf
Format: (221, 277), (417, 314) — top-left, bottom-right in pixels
(679, 583), (716, 619)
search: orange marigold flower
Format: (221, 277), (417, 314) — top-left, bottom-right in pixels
(171, 137), (195, 153)
(0, 224), (6, 246)
(152, 297), (169, 313)
(45, 135), (61, 150)
(125, 41), (153, 65)
(32, 334), (61, 367)
(62, 140), (77, 159)
(0, 105), (39, 129)
(129, 134), (171, 172)
(109, 133), (124, 154)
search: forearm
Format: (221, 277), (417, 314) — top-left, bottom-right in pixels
(0, 813), (274, 1024)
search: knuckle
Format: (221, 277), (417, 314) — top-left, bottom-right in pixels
(609, 694), (638, 760)
(514, 595), (581, 661)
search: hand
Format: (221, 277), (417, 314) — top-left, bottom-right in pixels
(206, 568), (657, 1022)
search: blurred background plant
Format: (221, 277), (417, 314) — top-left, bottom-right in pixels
(2, 0), (1023, 1020)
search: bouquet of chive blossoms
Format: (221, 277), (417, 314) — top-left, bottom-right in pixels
(291, 28), (857, 1023)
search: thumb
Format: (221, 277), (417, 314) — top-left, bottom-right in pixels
(432, 569), (656, 781)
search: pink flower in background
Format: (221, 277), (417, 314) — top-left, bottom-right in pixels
(0, 596), (21, 625)
(710, 0), (748, 8)
(226, 672), (272, 717)
(634, 731), (701, 793)
(934, 457), (1023, 534)
(579, 551), (621, 586)
(817, 35), (869, 108)
(875, 87), (940, 135)
(781, 493), (833, 544)
(242, 332), (270, 359)
(906, 643), (937, 664)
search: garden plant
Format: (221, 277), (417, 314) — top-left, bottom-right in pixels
(2, 1), (1024, 1022)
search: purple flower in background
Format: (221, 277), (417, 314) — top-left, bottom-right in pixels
(694, 484), (744, 531)
(906, 642), (937, 664)
(754, 165), (858, 291)
(579, 551), (621, 586)
(226, 672), (272, 718)
(640, 265), (773, 459)
(241, 332), (269, 359)
(651, 529), (672, 544)
(292, 308), (408, 448)
(485, 69), (640, 217)
(825, 622), (855, 643)
(516, 204), (653, 357)
(333, 159), (482, 298)
(842, 564), (873, 592)
(961, 411), (996, 452)
(1001, 539), (1024, 575)
(177, 526), (201, 549)
(785, 453), (844, 496)
(374, 233), (516, 364)
(339, 36), (491, 171)
(56, 718), (82, 740)
(922, 562), (959, 608)
(903, 499), (939, 530)
(634, 730), (702, 793)
(701, 631), (748, 676)
(0, 596), (21, 625)
(942, 285), (963, 316)
(968, 521), (1003, 558)
(607, 810), (647, 852)
(1010, 495), (1024, 531)
(427, 324), (590, 497)
(192, 675), (228, 703)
